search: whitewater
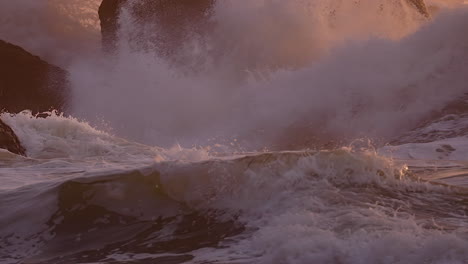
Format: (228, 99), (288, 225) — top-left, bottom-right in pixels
(1, 0), (468, 263)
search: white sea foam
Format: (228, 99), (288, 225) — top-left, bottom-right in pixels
(1, 111), (468, 264)
(182, 149), (468, 264)
(0, 112), (211, 191)
(380, 136), (468, 161)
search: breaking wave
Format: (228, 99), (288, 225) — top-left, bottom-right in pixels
(2, 1), (468, 264)
(1, 113), (468, 264)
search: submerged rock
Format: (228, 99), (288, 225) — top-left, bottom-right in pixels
(0, 39), (69, 114)
(391, 94), (468, 145)
(0, 119), (25, 156)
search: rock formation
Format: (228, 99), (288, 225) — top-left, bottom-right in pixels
(0, 39), (69, 155)
(0, 119), (25, 156)
(98, 0), (214, 54)
(407, 0), (430, 17)
(98, 0), (429, 54)
(0, 39), (69, 114)
(98, 0), (127, 52)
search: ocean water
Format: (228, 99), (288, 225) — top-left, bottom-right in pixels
(1, 1), (468, 263)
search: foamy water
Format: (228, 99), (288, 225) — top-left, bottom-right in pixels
(1, 113), (468, 264)
(1, 1), (468, 264)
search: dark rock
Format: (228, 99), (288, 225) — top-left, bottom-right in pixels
(98, 0), (127, 52)
(98, 0), (428, 55)
(0, 40), (69, 155)
(407, 0), (430, 17)
(98, 0), (214, 54)
(0, 118), (25, 156)
(0, 39), (69, 114)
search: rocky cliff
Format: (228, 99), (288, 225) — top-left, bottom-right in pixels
(0, 40), (69, 114)
(98, 0), (214, 54)
(98, 0), (428, 54)
(98, 0), (127, 52)
(0, 40), (69, 155)
(408, 0), (430, 17)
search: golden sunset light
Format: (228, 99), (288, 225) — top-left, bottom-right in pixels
(1, 1), (468, 263)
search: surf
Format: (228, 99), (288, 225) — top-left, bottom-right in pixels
(1, 1), (468, 264)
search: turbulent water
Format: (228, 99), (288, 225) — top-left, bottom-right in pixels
(2, 1), (468, 263)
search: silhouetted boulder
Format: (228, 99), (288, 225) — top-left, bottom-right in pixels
(0, 39), (69, 114)
(0, 119), (25, 156)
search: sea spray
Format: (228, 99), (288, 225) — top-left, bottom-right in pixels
(70, 4), (468, 149)
(2, 2), (468, 263)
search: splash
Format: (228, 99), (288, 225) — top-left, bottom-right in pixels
(1, 0), (465, 150)
(70, 1), (468, 150)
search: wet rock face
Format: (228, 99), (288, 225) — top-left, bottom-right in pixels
(0, 119), (25, 156)
(407, 0), (430, 17)
(98, 0), (428, 54)
(98, 0), (126, 52)
(98, 0), (214, 54)
(0, 40), (69, 114)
